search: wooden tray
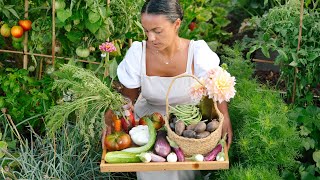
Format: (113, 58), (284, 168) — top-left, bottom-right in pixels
(100, 148), (229, 172)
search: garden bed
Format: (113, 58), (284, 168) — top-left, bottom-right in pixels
(100, 147), (229, 172)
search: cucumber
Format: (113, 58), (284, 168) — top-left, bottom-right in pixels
(105, 151), (141, 163)
(121, 117), (156, 153)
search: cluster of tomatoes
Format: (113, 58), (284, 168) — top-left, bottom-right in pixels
(0, 20), (32, 49)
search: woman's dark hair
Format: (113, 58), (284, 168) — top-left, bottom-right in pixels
(141, 0), (183, 23)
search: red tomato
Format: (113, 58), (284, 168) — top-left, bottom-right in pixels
(139, 112), (165, 130)
(11, 26), (24, 38)
(188, 22), (197, 31)
(18, 20), (32, 31)
(104, 131), (131, 151)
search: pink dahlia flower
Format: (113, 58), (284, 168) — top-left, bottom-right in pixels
(99, 42), (116, 53)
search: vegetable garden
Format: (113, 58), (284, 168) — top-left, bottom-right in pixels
(0, 0), (319, 179)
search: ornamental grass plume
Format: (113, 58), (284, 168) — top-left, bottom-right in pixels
(190, 65), (236, 103)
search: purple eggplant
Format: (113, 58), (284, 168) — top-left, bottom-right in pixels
(204, 143), (222, 161)
(204, 134), (227, 161)
(154, 130), (171, 157)
(166, 136), (185, 162)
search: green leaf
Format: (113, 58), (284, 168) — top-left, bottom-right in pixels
(85, 18), (102, 34)
(88, 11), (100, 23)
(196, 8), (212, 22)
(307, 52), (318, 62)
(57, 9), (72, 22)
(313, 150), (320, 163)
(302, 137), (315, 151)
(0, 141), (8, 158)
(212, 7), (228, 16)
(212, 17), (230, 27)
(261, 45), (270, 58)
(66, 31), (83, 43)
(109, 58), (118, 80)
(289, 61), (298, 67)
(246, 46), (258, 59)
(300, 126), (311, 136)
(7, 7), (20, 19)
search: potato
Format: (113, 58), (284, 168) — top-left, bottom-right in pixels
(186, 123), (197, 130)
(175, 120), (185, 136)
(196, 131), (210, 139)
(194, 121), (206, 133)
(182, 130), (196, 138)
(206, 120), (219, 132)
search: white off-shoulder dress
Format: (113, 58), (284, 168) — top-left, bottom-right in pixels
(117, 40), (220, 180)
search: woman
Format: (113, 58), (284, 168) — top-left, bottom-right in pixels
(105, 0), (233, 179)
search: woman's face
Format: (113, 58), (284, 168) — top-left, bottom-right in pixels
(141, 13), (180, 50)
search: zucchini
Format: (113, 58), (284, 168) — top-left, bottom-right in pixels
(122, 117), (156, 153)
(105, 151), (141, 163)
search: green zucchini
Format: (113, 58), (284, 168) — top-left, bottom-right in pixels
(105, 151), (141, 163)
(122, 117), (156, 153)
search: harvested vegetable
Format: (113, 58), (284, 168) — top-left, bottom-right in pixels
(195, 131), (210, 139)
(169, 104), (202, 125)
(129, 125), (149, 146)
(194, 121), (206, 133)
(186, 154), (204, 162)
(174, 120), (185, 136)
(206, 120), (219, 132)
(167, 136), (185, 162)
(105, 151), (141, 163)
(204, 143), (222, 161)
(154, 130), (171, 157)
(167, 152), (178, 162)
(182, 130), (196, 138)
(122, 117), (156, 153)
(149, 152), (166, 162)
(138, 152), (152, 163)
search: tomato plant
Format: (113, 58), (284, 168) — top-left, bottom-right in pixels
(104, 131), (131, 151)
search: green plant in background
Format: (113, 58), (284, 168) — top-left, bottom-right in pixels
(0, 68), (54, 134)
(243, 0), (320, 106)
(0, 0), (19, 19)
(232, 0), (287, 16)
(217, 164), (282, 180)
(179, 0), (233, 50)
(45, 63), (126, 158)
(0, 123), (136, 180)
(206, 44), (302, 178)
(285, 106), (320, 179)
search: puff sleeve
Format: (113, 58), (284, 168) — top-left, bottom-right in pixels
(117, 41), (142, 89)
(193, 40), (220, 78)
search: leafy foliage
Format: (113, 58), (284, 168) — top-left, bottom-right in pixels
(45, 64), (126, 157)
(0, 68), (54, 133)
(0, 124), (136, 180)
(217, 164), (282, 180)
(244, 1), (320, 105)
(216, 44), (302, 174)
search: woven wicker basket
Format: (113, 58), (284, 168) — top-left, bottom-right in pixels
(165, 74), (224, 157)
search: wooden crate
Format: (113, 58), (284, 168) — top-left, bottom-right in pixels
(100, 148), (229, 172)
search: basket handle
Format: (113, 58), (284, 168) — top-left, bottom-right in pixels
(165, 74), (204, 118)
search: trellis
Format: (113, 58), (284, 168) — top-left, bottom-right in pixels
(0, 0), (131, 79)
(0, 0), (305, 104)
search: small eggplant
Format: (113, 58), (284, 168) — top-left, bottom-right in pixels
(204, 143), (222, 161)
(154, 130), (171, 157)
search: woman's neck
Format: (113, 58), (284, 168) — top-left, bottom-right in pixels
(159, 36), (182, 57)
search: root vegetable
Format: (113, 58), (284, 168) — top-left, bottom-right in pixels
(186, 123), (197, 130)
(194, 121), (206, 133)
(175, 120), (185, 136)
(196, 131), (210, 139)
(167, 152), (178, 162)
(166, 136), (185, 162)
(206, 120), (219, 132)
(182, 130), (196, 138)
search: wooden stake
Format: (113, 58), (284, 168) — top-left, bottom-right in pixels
(104, 0), (111, 78)
(292, 0), (304, 104)
(52, 0), (56, 67)
(23, 0), (29, 69)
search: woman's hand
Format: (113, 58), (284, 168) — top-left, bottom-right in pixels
(217, 101), (233, 150)
(101, 109), (114, 150)
(222, 116), (233, 150)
